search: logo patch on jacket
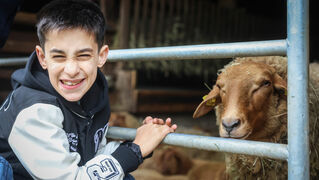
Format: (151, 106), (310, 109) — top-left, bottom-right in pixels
(66, 132), (78, 152)
(0, 90), (15, 112)
(94, 124), (108, 152)
(87, 158), (119, 180)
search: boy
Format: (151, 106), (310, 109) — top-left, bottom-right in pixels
(0, 0), (177, 179)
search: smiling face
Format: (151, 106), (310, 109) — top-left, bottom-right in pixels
(35, 28), (108, 102)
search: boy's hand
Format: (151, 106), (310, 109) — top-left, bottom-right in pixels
(143, 116), (176, 128)
(134, 117), (177, 157)
(142, 116), (154, 124)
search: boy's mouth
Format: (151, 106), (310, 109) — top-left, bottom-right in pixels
(60, 79), (84, 89)
(61, 80), (82, 86)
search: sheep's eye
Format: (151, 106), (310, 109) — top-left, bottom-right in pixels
(216, 84), (226, 95)
(262, 80), (271, 87)
(252, 80), (271, 94)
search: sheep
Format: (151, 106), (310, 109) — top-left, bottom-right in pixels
(135, 145), (226, 180)
(187, 160), (226, 180)
(136, 126), (225, 178)
(152, 146), (194, 175)
(131, 169), (188, 180)
(137, 145), (193, 176)
(193, 56), (319, 179)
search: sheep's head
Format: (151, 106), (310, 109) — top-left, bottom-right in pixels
(193, 62), (287, 140)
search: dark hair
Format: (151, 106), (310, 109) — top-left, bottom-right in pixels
(36, 0), (106, 49)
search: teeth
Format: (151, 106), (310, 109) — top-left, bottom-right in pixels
(62, 80), (80, 86)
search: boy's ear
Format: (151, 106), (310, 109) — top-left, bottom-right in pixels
(97, 45), (109, 68)
(193, 85), (220, 119)
(35, 45), (47, 70)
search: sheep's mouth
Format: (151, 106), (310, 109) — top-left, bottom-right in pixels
(232, 131), (252, 139)
(222, 131), (252, 139)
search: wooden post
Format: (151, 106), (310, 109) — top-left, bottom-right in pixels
(132, 0), (141, 48)
(118, 0), (131, 49)
(158, 0), (165, 45)
(100, 0), (116, 27)
(141, 0), (149, 47)
(149, 0), (158, 46)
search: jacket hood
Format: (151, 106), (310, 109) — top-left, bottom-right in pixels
(11, 51), (110, 117)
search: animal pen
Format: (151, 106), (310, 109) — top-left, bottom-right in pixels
(0, 0), (310, 179)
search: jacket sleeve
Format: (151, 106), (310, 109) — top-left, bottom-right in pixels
(95, 127), (144, 174)
(8, 103), (138, 180)
(95, 128), (121, 156)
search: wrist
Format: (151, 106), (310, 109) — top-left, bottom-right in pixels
(132, 140), (145, 157)
(122, 141), (143, 164)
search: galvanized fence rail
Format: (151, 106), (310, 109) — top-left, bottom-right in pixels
(287, 0), (309, 179)
(0, 40), (286, 66)
(0, 0), (309, 179)
(107, 127), (288, 160)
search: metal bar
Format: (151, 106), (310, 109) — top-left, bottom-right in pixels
(106, 126), (288, 160)
(287, 0), (309, 179)
(0, 57), (30, 67)
(107, 40), (287, 61)
(0, 40), (287, 67)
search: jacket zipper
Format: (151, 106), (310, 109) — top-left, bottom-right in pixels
(84, 114), (94, 161)
(70, 109), (94, 162)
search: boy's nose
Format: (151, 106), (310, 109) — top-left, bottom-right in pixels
(64, 60), (80, 77)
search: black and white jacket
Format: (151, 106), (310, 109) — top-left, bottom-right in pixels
(0, 52), (142, 180)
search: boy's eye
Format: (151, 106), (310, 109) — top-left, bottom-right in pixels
(77, 54), (91, 60)
(52, 55), (66, 60)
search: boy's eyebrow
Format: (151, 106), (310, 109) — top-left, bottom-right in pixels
(50, 48), (65, 54)
(77, 48), (94, 53)
(49, 48), (93, 54)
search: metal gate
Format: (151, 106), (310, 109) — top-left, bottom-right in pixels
(106, 0), (309, 179)
(0, 0), (309, 179)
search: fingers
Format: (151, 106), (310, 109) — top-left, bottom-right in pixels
(153, 118), (164, 125)
(166, 124), (177, 133)
(164, 118), (177, 131)
(158, 122), (177, 134)
(170, 124), (178, 131)
(165, 118), (172, 126)
(133, 121), (178, 157)
(143, 116), (176, 130)
(143, 116), (165, 125)
(143, 116), (153, 124)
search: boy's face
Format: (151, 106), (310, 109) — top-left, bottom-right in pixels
(35, 28), (108, 102)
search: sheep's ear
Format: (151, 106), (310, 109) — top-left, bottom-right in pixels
(193, 85), (220, 119)
(273, 74), (287, 96)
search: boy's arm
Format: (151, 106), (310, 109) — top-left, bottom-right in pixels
(8, 103), (131, 180)
(96, 117), (177, 169)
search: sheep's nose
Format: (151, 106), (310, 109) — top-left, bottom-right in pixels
(222, 119), (240, 134)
